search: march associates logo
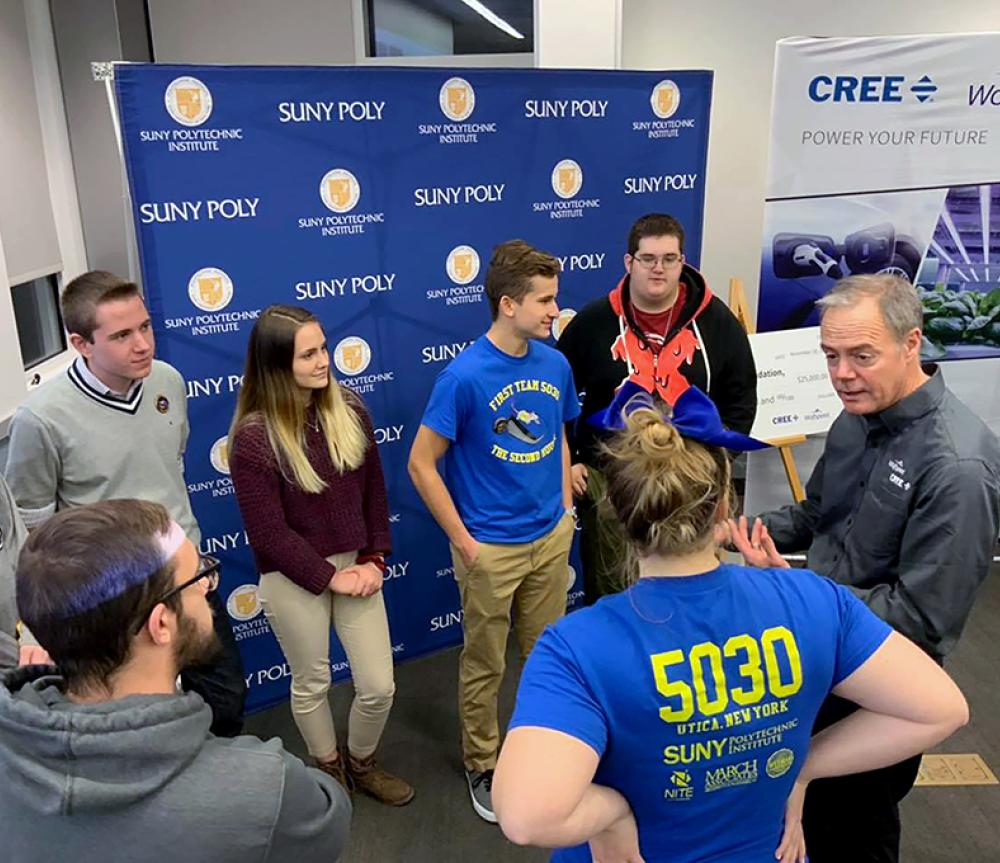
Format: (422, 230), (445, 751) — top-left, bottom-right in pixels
(807, 74), (938, 103)
(297, 168), (385, 238)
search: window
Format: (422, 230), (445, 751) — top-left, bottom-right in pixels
(11, 274), (65, 370)
(365, 0), (533, 58)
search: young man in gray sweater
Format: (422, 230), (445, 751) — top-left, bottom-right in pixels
(4, 270), (245, 734)
(0, 500), (350, 863)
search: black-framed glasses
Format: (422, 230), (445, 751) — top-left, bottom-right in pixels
(132, 555), (221, 635)
(632, 253), (683, 268)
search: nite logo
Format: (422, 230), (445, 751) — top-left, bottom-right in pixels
(808, 74), (937, 103)
(165, 77), (213, 126)
(188, 267), (234, 312)
(440, 77), (475, 122)
(320, 168), (361, 214)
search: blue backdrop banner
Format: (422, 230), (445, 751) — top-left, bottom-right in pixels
(113, 63), (713, 713)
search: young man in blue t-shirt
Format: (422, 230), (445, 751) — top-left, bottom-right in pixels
(409, 239), (580, 823)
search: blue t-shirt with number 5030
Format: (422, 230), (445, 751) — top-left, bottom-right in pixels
(509, 564), (892, 862)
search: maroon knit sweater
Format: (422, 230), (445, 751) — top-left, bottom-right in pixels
(229, 398), (391, 594)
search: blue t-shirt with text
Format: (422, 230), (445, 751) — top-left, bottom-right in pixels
(421, 336), (580, 543)
(509, 564), (892, 862)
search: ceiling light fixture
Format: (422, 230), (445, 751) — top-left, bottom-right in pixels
(459, 0), (525, 40)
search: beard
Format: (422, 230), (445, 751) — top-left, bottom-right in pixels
(173, 606), (223, 671)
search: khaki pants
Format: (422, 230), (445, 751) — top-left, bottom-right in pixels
(258, 550), (394, 761)
(451, 512), (575, 772)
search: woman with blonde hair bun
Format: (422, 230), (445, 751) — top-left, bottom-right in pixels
(493, 381), (967, 862)
(229, 304), (413, 805)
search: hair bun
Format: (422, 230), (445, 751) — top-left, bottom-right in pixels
(625, 406), (684, 457)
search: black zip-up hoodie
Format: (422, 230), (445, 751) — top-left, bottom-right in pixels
(557, 264), (757, 465)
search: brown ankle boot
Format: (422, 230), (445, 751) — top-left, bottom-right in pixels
(315, 754), (352, 794)
(346, 751), (415, 806)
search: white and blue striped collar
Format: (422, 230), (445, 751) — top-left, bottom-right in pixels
(68, 357), (144, 414)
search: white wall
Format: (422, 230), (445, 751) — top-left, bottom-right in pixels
(535, 0), (621, 69)
(148, 0), (356, 64)
(623, 1), (1000, 511)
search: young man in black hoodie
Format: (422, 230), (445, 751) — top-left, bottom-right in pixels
(557, 213), (757, 602)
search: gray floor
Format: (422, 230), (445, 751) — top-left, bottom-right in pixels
(246, 568), (1000, 862)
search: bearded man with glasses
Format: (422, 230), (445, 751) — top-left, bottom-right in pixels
(0, 499), (351, 863)
(557, 212), (758, 602)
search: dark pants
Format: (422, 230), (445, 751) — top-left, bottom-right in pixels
(180, 589), (247, 737)
(803, 695), (922, 863)
(577, 465), (632, 604)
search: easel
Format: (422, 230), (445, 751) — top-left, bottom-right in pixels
(728, 277), (807, 503)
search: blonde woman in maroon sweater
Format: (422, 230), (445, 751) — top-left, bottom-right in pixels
(229, 304), (413, 805)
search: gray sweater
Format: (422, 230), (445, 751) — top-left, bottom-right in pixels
(5, 359), (199, 543)
(0, 666), (351, 862)
(761, 369), (1000, 660)
(0, 477), (27, 669)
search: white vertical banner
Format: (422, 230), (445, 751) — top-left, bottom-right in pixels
(757, 33), (1000, 363)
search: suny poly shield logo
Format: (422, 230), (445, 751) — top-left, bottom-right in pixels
(334, 336), (372, 376)
(551, 308), (577, 340)
(187, 267), (234, 312)
(165, 76), (213, 126)
(227, 585), (262, 622)
(439, 77), (475, 122)
(320, 168), (361, 214)
(446, 245), (481, 285)
(650, 79), (681, 119)
(210, 436), (230, 475)
(551, 159), (583, 199)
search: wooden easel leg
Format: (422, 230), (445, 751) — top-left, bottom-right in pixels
(779, 444), (806, 503)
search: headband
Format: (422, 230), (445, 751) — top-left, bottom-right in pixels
(55, 520), (188, 619)
(587, 381), (770, 452)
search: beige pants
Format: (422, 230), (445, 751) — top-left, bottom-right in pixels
(258, 550), (394, 761)
(451, 511), (575, 772)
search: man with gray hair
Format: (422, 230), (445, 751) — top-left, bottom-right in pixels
(743, 274), (1000, 863)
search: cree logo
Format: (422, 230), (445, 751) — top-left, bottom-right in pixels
(910, 75), (937, 103)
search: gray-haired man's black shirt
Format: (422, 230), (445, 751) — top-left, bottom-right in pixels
(761, 368), (1000, 661)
